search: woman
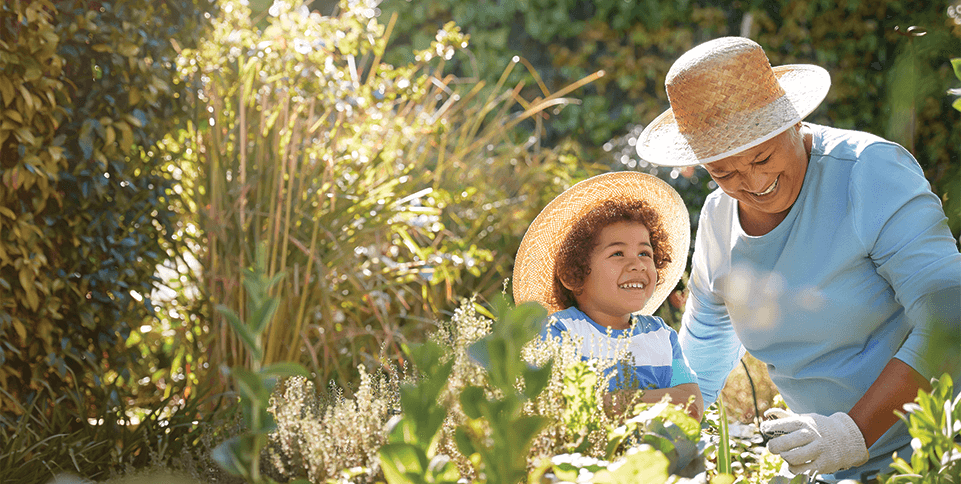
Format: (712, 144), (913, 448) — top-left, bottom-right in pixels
(634, 36), (961, 481)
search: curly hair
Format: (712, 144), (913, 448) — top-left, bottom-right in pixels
(551, 198), (672, 310)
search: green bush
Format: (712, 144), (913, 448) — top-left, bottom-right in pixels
(1, 0), (219, 479)
(0, 0), (215, 412)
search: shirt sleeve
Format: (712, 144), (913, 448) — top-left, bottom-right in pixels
(679, 206), (747, 406)
(541, 315), (568, 342)
(668, 324), (698, 387)
(850, 143), (961, 381)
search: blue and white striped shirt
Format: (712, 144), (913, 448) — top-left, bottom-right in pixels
(543, 307), (697, 392)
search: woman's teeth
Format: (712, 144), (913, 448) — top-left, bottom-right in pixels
(754, 176), (778, 196)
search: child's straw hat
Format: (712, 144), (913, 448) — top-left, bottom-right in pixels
(635, 36), (830, 167)
(513, 171), (690, 316)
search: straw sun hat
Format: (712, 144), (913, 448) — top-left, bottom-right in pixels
(513, 172), (690, 316)
(635, 36), (831, 167)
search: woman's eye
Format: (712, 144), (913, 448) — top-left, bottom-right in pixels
(755, 156), (770, 165)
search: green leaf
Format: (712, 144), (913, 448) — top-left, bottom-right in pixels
(459, 385), (485, 420)
(522, 362), (552, 399)
(592, 445), (669, 483)
(217, 304), (261, 358)
(211, 437), (250, 477)
(232, 368), (267, 403)
(951, 58), (961, 82)
(249, 296), (280, 335)
(426, 454), (461, 484)
(79, 118), (98, 159)
(717, 399), (732, 475)
(378, 443), (428, 484)
(453, 427), (476, 458)
(387, 415), (417, 444)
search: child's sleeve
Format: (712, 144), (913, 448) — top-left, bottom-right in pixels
(668, 325), (698, 387)
(540, 315), (568, 342)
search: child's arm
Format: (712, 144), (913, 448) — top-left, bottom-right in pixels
(604, 383), (703, 421)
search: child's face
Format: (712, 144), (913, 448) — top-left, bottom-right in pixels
(566, 221), (658, 329)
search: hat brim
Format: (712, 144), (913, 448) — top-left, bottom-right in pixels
(513, 172), (690, 316)
(635, 64), (831, 167)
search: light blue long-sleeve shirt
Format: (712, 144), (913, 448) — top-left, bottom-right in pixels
(679, 123), (961, 480)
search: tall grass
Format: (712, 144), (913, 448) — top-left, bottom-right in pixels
(170, 0), (600, 388)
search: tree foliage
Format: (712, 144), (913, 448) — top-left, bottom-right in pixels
(0, 0), (214, 415)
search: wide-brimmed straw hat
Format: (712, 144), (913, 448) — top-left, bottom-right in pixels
(513, 171), (690, 316)
(635, 36), (831, 167)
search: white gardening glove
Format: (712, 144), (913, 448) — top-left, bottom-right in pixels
(760, 408), (869, 476)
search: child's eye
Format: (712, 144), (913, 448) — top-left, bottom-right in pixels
(610, 251), (623, 257)
(639, 250), (652, 258)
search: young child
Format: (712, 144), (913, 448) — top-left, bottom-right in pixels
(513, 172), (702, 420)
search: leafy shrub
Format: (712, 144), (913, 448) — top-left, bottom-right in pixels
(1, 0), (223, 479)
(0, 0), (214, 415)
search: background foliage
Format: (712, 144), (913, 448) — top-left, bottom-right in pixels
(377, 0), (961, 237)
(1, 0), (217, 480)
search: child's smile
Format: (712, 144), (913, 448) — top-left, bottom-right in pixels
(570, 221), (658, 330)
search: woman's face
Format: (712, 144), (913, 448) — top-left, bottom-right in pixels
(703, 125), (809, 220)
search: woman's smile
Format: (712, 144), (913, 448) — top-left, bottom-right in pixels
(751, 175), (779, 197)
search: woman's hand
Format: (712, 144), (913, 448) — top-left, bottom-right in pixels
(761, 408), (869, 475)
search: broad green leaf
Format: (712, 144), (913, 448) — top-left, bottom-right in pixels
(592, 445), (669, 483)
(211, 437), (250, 477)
(249, 296), (280, 335)
(232, 368), (266, 402)
(387, 415), (417, 444)
(522, 362), (552, 399)
(425, 454), (461, 483)
(459, 385), (485, 420)
(216, 304), (260, 357)
(453, 427), (476, 458)
(378, 443), (428, 484)
(0, 77), (14, 107)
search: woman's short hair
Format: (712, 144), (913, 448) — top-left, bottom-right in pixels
(552, 198), (673, 310)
